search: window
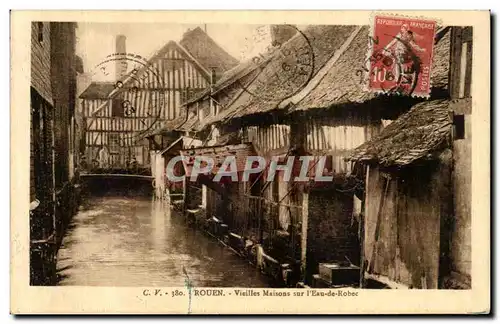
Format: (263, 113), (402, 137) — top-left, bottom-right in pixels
(108, 134), (121, 154)
(453, 114), (465, 140)
(37, 22), (44, 43)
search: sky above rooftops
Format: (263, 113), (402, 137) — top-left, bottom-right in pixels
(76, 22), (277, 82)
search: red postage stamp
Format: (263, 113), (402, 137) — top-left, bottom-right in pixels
(367, 14), (437, 97)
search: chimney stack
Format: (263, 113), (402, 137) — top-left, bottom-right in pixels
(115, 35), (127, 81)
(270, 25), (297, 46)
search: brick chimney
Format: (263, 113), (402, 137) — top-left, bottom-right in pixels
(270, 25), (297, 46)
(115, 35), (127, 81)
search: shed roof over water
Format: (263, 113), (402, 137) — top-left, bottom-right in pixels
(347, 99), (461, 167)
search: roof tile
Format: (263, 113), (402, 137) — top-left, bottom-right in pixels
(348, 99), (454, 167)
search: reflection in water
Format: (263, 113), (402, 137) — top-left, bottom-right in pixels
(57, 196), (271, 287)
(151, 199), (167, 253)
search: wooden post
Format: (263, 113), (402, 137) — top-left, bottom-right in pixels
(359, 165), (369, 288)
(448, 27), (463, 99)
(201, 185), (207, 208)
(182, 176), (187, 216)
(449, 27), (473, 100)
(301, 191), (309, 283)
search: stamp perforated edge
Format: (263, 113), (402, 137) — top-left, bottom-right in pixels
(365, 11), (444, 99)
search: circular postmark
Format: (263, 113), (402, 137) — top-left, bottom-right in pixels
(357, 33), (422, 96)
(236, 25), (315, 102)
(91, 53), (166, 143)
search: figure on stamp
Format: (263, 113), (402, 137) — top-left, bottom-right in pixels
(383, 23), (427, 65)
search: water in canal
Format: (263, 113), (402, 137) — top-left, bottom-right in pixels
(57, 194), (271, 287)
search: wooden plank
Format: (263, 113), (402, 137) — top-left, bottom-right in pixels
(368, 176), (390, 273)
(459, 42), (468, 98)
(154, 61), (160, 88)
(189, 62), (194, 88)
(449, 27), (464, 99)
(175, 91), (181, 117)
(461, 26), (473, 43)
(464, 40), (473, 98)
(301, 192), (309, 281)
(359, 165), (370, 287)
(182, 58), (187, 90)
(81, 173), (153, 180)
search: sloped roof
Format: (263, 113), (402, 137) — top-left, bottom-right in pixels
(79, 82), (115, 99)
(171, 25), (358, 131)
(348, 99), (454, 167)
(180, 27), (239, 80)
(224, 25), (358, 120)
(294, 26), (451, 111)
(188, 25), (357, 128)
(143, 111), (202, 138)
(185, 56), (264, 105)
(142, 25), (453, 138)
(119, 40), (212, 89)
(78, 41), (208, 103)
(80, 28), (238, 103)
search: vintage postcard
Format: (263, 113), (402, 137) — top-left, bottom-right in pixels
(11, 10), (490, 314)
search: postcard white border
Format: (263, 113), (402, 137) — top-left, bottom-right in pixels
(10, 10), (490, 314)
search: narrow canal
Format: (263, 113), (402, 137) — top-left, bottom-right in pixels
(56, 194), (271, 287)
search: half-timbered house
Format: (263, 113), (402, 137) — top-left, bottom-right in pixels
(80, 27), (238, 169)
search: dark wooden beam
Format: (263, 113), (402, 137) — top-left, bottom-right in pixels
(448, 27), (463, 99)
(450, 97), (472, 115)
